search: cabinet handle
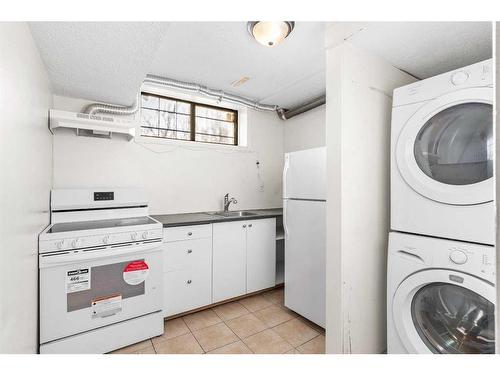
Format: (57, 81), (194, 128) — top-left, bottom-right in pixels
(248, 224), (252, 228)
(242, 224), (247, 228)
(186, 280), (192, 284)
(187, 249), (193, 254)
(187, 232), (193, 236)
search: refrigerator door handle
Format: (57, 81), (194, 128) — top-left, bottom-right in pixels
(283, 155), (290, 199)
(283, 199), (289, 240)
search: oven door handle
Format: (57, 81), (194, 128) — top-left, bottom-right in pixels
(39, 242), (162, 268)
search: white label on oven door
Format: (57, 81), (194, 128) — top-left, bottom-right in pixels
(123, 260), (149, 285)
(92, 294), (122, 318)
(66, 268), (90, 293)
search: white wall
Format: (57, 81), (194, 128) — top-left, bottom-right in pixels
(284, 105), (326, 153)
(0, 23), (53, 353)
(51, 95), (284, 214)
(325, 36), (416, 353)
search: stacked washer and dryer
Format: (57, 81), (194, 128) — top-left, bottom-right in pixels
(387, 60), (496, 354)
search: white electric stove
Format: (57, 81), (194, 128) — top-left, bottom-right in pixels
(38, 188), (164, 354)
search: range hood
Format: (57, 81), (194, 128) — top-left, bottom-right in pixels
(49, 109), (137, 140)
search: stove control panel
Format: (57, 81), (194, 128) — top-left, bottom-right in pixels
(39, 227), (163, 253)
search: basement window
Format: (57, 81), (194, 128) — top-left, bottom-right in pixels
(140, 92), (238, 146)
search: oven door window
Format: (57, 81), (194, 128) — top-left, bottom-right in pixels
(67, 259), (146, 312)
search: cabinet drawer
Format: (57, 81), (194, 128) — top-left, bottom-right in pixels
(162, 238), (212, 273)
(163, 268), (212, 317)
(163, 224), (212, 242)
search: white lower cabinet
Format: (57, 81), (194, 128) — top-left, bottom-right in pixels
(162, 225), (212, 317)
(246, 218), (276, 293)
(162, 218), (277, 316)
(213, 218), (276, 303)
(212, 221), (247, 303)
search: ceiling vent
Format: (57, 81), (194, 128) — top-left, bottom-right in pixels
(49, 109), (137, 140)
(231, 76), (250, 87)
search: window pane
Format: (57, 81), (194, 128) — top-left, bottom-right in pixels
(159, 98), (176, 112)
(196, 118), (235, 137)
(141, 95), (159, 110)
(177, 102), (191, 115)
(141, 126), (158, 137)
(141, 108), (159, 128)
(195, 133), (234, 145)
(159, 111), (176, 129)
(196, 106), (235, 122)
(159, 129), (190, 141)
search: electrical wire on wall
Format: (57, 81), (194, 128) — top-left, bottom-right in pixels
(256, 160), (265, 192)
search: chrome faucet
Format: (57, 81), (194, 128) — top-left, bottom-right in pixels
(224, 193), (237, 212)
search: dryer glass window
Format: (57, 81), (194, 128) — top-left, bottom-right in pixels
(414, 102), (493, 185)
(411, 282), (495, 354)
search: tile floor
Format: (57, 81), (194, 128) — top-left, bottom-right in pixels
(111, 287), (325, 354)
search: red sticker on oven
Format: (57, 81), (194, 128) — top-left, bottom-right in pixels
(123, 260), (149, 285)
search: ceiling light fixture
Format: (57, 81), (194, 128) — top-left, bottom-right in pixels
(247, 21), (295, 47)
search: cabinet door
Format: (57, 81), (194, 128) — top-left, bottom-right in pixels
(163, 267), (212, 317)
(246, 218), (276, 293)
(212, 221), (247, 303)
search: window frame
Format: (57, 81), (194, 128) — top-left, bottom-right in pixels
(140, 91), (239, 146)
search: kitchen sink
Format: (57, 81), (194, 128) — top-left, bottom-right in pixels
(210, 211), (259, 218)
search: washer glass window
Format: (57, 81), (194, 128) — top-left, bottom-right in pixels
(411, 282), (495, 354)
(414, 102), (493, 185)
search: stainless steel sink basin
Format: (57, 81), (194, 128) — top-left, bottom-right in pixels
(210, 211), (258, 218)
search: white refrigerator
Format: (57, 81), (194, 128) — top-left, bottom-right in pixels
(283, 146), (326, 328)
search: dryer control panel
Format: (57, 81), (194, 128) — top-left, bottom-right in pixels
(393, 59), (493, 107)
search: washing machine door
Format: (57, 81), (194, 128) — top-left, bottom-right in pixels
(396, 87), (493, 205)
(392, 269), (495, 354)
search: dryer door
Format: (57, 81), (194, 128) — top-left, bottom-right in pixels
(396, 87), (493, 205)
(392, 269), (495, 354)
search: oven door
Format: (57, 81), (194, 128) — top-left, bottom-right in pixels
(39, 241), (163, 344)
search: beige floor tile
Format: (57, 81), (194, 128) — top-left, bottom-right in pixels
(153, 332), (204, 354)
(253, 304), (295, 327)
(207, 340), (252, 354)
(285, 348), (301, 354)
(261, 288), (284, 305)
(192, 322), (239, 352)
(152, 318), (190, 345)
(239, 294), (273, 312)
(296, 335), (325, 354)
(273, 318), (319, 347)
(110, 339), (153, 354)
(132, 347), (156, 354)
(226, 313), (268, 339)
(298, 316), (326, 334)
(213, 302), (249, 321)
(182, 309), (222, 331)
(243, 329), (293, 354)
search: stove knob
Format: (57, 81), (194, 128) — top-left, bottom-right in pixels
(71, 238), (82, 248)
(131, 232), (138, 241)
(56, 240), (65, 250)
(142, 231), (149, 240)
(103, 235), (111, 245)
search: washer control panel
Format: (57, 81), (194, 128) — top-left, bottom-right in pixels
(445, 244), (496, 281)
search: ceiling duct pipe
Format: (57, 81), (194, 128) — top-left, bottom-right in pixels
(277, 95), (326, 120)
(83, 75), (323, 120)
(143, 75), (279, 112)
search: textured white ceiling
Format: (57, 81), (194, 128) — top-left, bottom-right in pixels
(148, 22), (326, 108)
(29, 22), (170, 106)
(345, 22), (492, 79)
(28, 22), (492, 110)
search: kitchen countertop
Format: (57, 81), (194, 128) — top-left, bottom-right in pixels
(152, 208), (283, 228)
